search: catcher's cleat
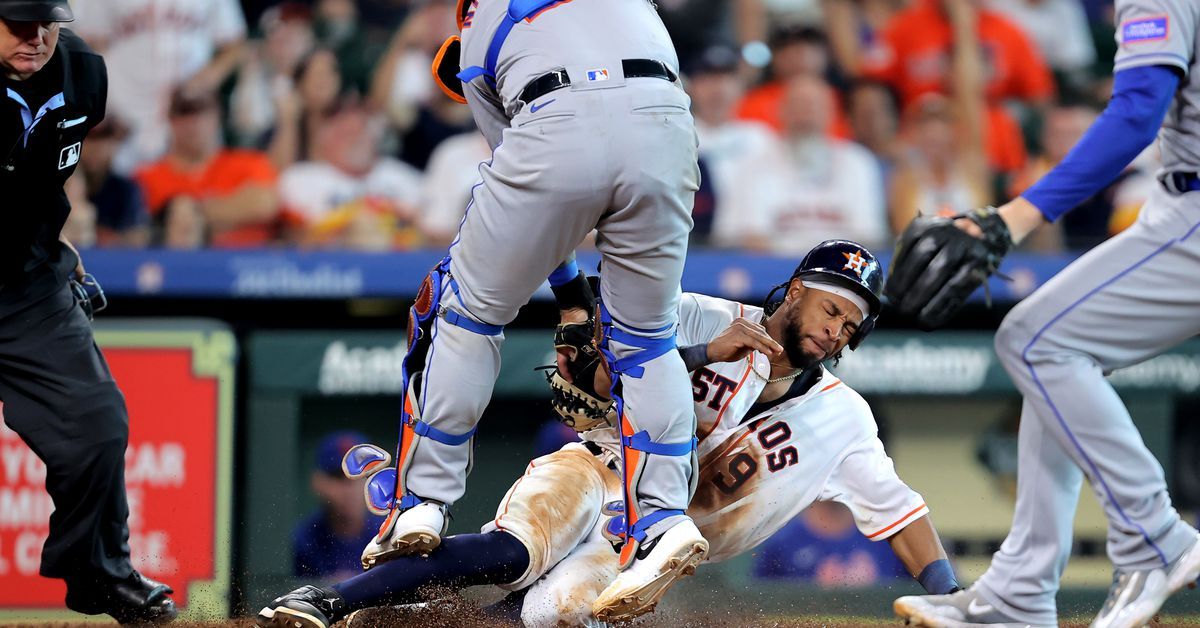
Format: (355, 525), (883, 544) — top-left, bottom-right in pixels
(256, 585), (346, 628)
(64, 570), (177, 625)
(591, 518), (707, 623)
(894, 588), (1053, 628)
(361, 501), (448, 569)
(1090, 532), (1200, 628)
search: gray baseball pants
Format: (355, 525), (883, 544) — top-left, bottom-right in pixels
(399, 79), (700, 532)
(975, 183), (1200, 624)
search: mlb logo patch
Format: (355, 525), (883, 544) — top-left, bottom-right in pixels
(58, 141), (80, 170)
(1122, 15), (1169, 44)
(586, 68), (610, 82)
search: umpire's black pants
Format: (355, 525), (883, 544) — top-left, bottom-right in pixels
(0, 282), (133, 583)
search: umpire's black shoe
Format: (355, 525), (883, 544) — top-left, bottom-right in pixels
(257, 585), (347, 628)
(65, 570), (177, 624)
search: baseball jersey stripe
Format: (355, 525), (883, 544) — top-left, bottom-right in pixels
(866, 503), (928, 539)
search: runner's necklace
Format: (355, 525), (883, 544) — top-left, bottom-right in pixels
(748, 356), (802, 384)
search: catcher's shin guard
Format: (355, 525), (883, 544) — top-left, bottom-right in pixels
(596, 304), (699, 569)
(370, 257), (501, 567)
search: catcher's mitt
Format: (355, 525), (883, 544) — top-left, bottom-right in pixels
(884, 207), (1013, 330)
(541, 318), (615, 432)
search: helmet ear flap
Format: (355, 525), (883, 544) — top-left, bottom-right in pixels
(848, 316), (876, 351)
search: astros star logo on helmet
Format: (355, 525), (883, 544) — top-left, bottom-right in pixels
(842, 251), (867, 277)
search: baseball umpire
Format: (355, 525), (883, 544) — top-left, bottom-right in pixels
(0, 0), (175, 622)
(887, 1), (1200, 627)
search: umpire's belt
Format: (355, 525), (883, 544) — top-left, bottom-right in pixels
(1161, 171), (1200, 195)
(519, 59), (677, 106)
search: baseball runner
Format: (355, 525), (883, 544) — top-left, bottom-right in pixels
(885, 2), (1200, 627)
(257, 241), (963, 628)
(371, 0), (702, 621)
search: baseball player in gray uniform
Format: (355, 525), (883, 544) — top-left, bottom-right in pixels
(886, 1), (1200, 627)
(370, 0), (704, 621)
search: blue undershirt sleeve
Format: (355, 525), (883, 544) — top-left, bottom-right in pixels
(1022, 65), (1180, 222)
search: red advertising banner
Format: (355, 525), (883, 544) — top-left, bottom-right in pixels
(0, 326), (235, 621)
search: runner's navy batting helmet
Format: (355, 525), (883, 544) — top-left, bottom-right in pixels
(762, 239), (883, 350)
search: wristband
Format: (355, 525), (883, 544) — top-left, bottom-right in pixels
(678, 343), (709, 372)
(550, 271), (595, 312)
(548, 259), (579, 287)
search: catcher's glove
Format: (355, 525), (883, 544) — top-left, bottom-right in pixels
(541, 317), (615, 432)
(885, 207), (1013, 330)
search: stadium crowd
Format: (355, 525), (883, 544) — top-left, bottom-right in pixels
(62, 0), (1142, 257)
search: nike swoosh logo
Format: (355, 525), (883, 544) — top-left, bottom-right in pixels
(967, 599), (995, 616)
(529, 99), (556, 113)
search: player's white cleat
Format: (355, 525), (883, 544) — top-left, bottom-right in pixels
(360, 501), (448, 569)
(894, 587), (1054, 628)
(591, 518), (707, 623)
(1090, 532), (1200, 628)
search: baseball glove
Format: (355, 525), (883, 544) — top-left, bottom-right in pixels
(885, 207), (1013, 330)
(541, 318), (615, 432)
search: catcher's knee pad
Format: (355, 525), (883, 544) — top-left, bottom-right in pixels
(393, 256), (503, 508)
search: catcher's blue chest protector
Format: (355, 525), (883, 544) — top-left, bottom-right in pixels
(456, 0), (566, 88)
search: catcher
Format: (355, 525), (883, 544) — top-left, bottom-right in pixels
(258, 240), (962, 628)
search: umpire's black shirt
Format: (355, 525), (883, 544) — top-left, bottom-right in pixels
(0, 28), (105, 315)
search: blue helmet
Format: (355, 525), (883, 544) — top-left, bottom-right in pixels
(762, 239), (883, 350)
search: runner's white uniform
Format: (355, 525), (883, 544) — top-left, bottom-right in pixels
(481, 294), (930, 627)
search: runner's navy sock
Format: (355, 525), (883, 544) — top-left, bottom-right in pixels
(332, 531), (529, 610)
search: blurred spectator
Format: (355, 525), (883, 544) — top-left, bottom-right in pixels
(657, 0), (768, 73)
(1010, 102), (1158, 251)
(890, 95), (991, 233)
(136, 90), (282, 248)
(279, 105), (424, 250)
(62, 175), (98, 249)
(860, 0), (1055, 175)
(846, 80), (901, 173)
(420, 131), (492, 246)
(985, 0), (1097, 92)
(735, 25), (850, 137)
(81, 120), (151, 248)
(762, 0), (823, 26)
(293, 431), (384, 581)
(717, 76), (886, 255)
(312, 0), (385, 95)
(370, 3), (472, 170)
(754, 501), (909, 585)
(686, 47), (784, 231)
(73, 0), (248, 174)
(229, 3), (316, 149)
(266, 47), (346, 170)
(889, 21), (990, 232)
(822, 0), (907, 78)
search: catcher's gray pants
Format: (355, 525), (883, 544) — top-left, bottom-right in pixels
(975, 183), (1200, 625)
(400, 80), (700, 532)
